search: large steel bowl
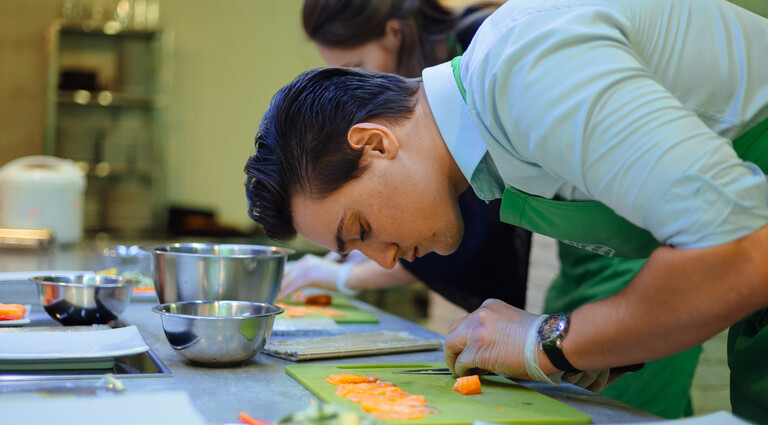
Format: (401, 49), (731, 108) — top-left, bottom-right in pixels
(31, 274), (136, 325)
(142, 243), (293, 304)
(152, 300), (283, 366)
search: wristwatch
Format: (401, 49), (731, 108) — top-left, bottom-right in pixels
(538, 312), (581, 373)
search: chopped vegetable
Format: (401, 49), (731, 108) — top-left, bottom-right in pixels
(238, 411), (276, 425)
(304, 294), (332, 306)
(453, 375), (482, 395)
(275, 302), (345, 318)
(326, 374), (380, 385)
(326, 373), (439, 420)
(0, 303), (26, 321)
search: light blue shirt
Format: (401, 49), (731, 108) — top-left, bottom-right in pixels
(423, 0), (768, 249)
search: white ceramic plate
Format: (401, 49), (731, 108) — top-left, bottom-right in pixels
(0, 325), (149, 360)
(0, 304), (31, 327)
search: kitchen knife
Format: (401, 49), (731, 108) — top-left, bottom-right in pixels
(393, 363), (645, 375)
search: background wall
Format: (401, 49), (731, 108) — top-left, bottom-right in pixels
(159, 0), (322, 230)
(0, 0), (323, 232)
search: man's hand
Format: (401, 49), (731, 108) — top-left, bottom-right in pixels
(444, 299), (542, 379)
(279, 253), (349, 298)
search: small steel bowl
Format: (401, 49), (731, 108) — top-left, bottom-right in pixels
(31, 274), (136, 326)
(142, 243), (294, 305)
(152, 300), (283, 366)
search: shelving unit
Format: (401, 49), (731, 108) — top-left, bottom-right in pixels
(43, 20), (170, 237)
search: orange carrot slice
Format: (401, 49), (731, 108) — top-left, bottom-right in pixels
(326, 373), (439, 419)
(325, 373), (380, 385)
(453, 375), (482, 395)
(0, 303), (26, 321)
(238, 412), (276, 425)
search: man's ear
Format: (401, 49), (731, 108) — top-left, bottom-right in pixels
(347, 123), (399, 159)
(383, 19), (402, 51)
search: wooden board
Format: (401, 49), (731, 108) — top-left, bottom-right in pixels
(286, 362), (591, 424)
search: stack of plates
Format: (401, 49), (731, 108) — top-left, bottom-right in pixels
(0, 325), (149, 371)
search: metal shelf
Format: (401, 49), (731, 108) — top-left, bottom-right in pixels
(57, 90), (159, 108)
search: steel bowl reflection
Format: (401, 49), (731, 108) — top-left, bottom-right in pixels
(152, 300), (283, 366)
(142, 243), (293, 305)
(31, 274), (135, 325)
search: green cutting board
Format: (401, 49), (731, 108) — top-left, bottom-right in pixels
(278, 295), (379, 324)
(286, 362), (591, 424)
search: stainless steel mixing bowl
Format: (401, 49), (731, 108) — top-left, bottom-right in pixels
(31, 274), (136, 325)
(142, 243), (293, 304)
(152, 300), (283, 366)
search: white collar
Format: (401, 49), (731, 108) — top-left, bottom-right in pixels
(422, 62), (487, 184)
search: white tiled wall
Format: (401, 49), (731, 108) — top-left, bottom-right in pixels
(426, 234), (732, 415)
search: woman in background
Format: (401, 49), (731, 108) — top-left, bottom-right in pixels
(282, 0), (700, 418)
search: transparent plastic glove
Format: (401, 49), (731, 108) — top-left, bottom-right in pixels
(562, 369), (611, 393)
(444, 299), (560, 384)
(326, 250), (369, 266)
(280, 254), (351, 298)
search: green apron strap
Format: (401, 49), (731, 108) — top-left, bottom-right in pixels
(451, 56), (467, 101)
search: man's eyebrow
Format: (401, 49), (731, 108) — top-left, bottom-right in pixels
(335, 210), (348, 254)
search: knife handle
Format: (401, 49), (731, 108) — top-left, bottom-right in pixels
(609, 363), (645, 374)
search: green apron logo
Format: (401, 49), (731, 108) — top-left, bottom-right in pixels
(559, 240), (615, 257)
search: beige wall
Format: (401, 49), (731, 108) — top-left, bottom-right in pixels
(159, 0), (322, 229)
(0, 1), (62, 165)
(0, 0), (323, 232)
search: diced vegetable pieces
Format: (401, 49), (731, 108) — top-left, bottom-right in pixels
(290, 291), (332, 305)
(304, 294), (332, 306)
(453, 375), (482, 395)
(326, 373), (381, 385)
(317, 307), (345, 317)
(238, 411), (276, 425)
(0, 303), (26, 321)
(275, 302), (346, 318)
(326, 374), (439, 420)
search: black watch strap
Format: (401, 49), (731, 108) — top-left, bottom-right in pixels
(542, 338), (581, 373)
(539, 313), (582, 373)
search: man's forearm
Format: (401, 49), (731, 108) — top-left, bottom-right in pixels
(554, 224), (768, 373)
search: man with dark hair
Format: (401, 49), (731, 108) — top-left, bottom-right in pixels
(246, 0), (768, 421)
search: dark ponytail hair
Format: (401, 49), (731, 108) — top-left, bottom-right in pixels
(302, 0), (458, 77)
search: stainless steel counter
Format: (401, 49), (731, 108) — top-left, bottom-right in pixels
(0, 242), (662, 424)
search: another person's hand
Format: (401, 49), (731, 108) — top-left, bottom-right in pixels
(444, 298), (543, 380)
(280, 253), (352, 298)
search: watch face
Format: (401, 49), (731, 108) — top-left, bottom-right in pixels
(538, 313), (567, 343)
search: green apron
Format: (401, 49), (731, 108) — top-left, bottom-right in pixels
(451, 55), (768, 421)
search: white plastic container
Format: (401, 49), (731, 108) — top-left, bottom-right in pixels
(0, 156), (86, 244)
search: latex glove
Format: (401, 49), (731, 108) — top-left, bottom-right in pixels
(444, 299), (558, 383)
(324, 249), (369, 266)
(562, 369), (611, 393)
(280, 254), (353, 298)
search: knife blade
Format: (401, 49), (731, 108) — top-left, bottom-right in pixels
(392, 363), (645, 375)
